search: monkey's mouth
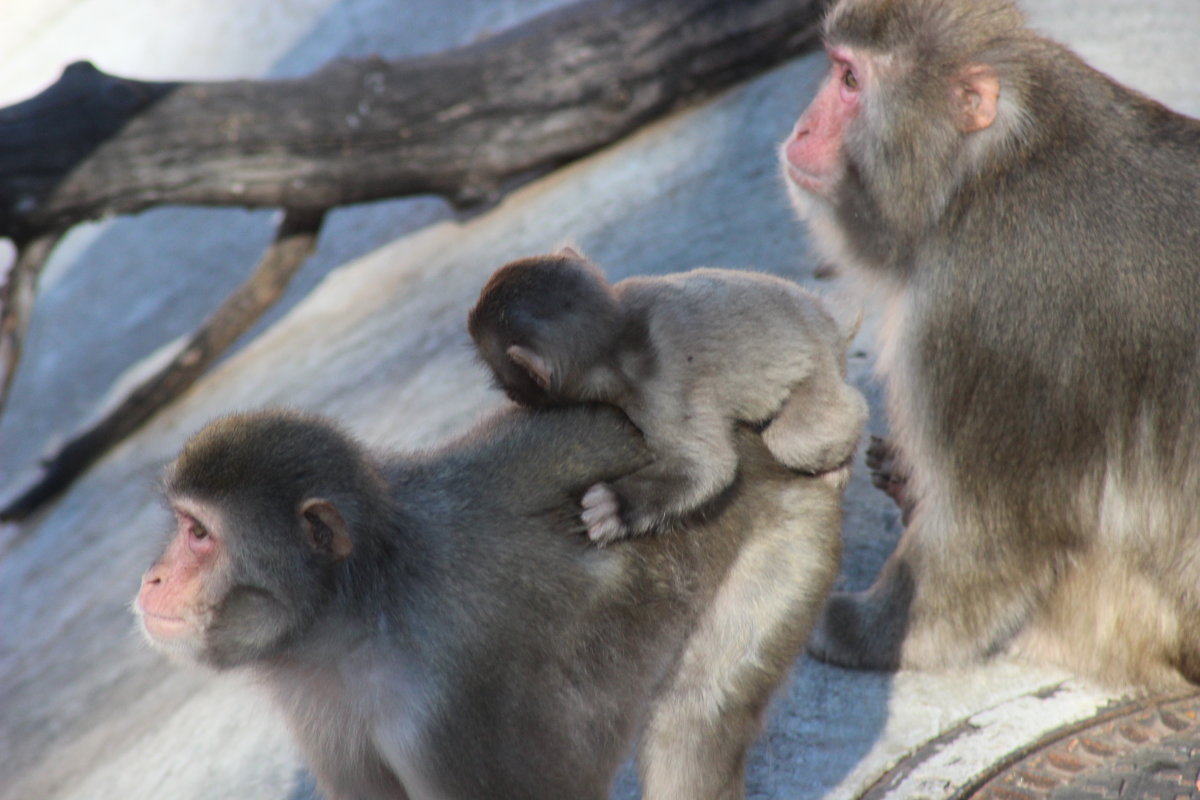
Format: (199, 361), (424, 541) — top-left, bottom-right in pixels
(139, 611), (189, 639)
(783, 162), (826, 195)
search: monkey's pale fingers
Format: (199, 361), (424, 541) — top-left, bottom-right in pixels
(865, 435), (893, 471)
(581, 482), (620, 518)
(582, 483), (626, 545)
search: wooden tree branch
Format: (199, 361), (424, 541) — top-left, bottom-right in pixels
(0, 0), (824, 239)
(0, 0), (826, 519)
(0, 209), (324, 520)
(0, 231), (64, 404)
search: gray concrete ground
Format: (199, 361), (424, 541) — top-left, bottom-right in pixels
(0, 2), (1197, 799)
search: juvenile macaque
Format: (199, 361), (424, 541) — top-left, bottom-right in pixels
(781, 0), (1200, 688)
(468, 248), (867, 544)
(135, 406), (842, 799)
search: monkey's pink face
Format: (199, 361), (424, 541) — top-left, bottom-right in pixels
(135, 502), (224, 660)
(781, 47), (863, 199)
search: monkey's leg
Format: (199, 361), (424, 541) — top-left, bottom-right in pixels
(307, 743), (412, 800)
(809, 499), (1054, 670)
(762, 371), (867, 475)
(640, 497), (838, 799)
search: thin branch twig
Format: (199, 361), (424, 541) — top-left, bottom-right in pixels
(0, 231), (66, 415)
(0, 209), (326, 520)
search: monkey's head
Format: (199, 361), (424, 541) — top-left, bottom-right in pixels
(780, 0), (1032, 256)
(135, 410), (384, 669)
(468, 248), (621, 407)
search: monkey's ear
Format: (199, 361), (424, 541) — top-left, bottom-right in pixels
(953, 64), (1000, 133)
(557, 245), (585, 260)
(506, 344), (554, 389)
(299, 499), (353, 561)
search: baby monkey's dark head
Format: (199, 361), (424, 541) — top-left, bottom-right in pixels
(469, 248), (621, 407)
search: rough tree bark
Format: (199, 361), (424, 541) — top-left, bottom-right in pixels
(0, 0), (824, 519)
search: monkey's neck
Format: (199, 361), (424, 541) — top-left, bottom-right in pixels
(571, 361), (626, 403)
(331, 505), (431, 626)
(600, 311), (655, 400)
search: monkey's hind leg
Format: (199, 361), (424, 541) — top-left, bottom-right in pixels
(762, 371), (867, 477)
(639, 489), (839, 799)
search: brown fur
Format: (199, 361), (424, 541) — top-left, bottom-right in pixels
(782, 0), (1200, 690)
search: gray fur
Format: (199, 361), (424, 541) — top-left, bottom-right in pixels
(135, 406), (842, 799)
(469, 249), (868, 545)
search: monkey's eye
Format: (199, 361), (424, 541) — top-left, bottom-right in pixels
(178, 512), (212, 545)
(842, 68), (859, 91)
(184, 515), (218, 559)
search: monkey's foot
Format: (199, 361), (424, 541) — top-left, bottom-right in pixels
(582, 483), (627, 546)
(866, 436), (912, 521)
(806, 589), (904, 671)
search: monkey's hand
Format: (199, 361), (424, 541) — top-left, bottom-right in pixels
(581, 483), (627, 546)
(866, 435), (912, 522)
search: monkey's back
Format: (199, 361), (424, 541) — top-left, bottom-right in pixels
(911, 50), (1200, 523)
(383, 404), (836, 798)
(616, 268), (847, 423)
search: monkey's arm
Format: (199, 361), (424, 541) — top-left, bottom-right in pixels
(583, 395), (738, 545)
(762, 367), (867, 475)
(406, 403), (653, 525)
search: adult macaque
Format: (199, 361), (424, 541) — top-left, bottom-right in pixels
(781, 0), (1200, 689)
(468, 248), (866, 544)
(135, 407), (841, 799)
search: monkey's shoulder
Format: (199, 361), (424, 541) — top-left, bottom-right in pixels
(618, 267), (815, 308)
(616, 269), (827, 350)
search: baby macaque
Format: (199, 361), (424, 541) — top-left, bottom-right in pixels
(469, 247), (867, 544)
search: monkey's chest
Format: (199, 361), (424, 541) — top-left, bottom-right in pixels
(273, 658), (439, 797)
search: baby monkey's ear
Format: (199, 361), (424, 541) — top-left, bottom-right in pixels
(506, 344), (554, 389)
